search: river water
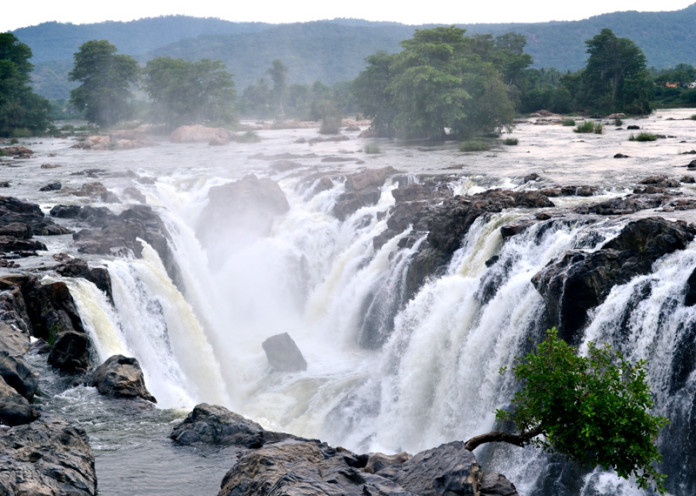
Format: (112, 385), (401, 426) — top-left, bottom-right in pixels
(3, 109), (696, 495)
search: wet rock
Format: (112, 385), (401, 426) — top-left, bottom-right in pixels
(39, 181), (62, 192)
(613, 153), (629, 159)
(55, 258), (112, 302)
(639, 175), (680, 188)
(684, 268), (696, 306)
(333, 167), (396, 220)
(0, 321), (31, 356)
(0, 235), (47, 256)
(688, 159), (696, 170)
(1, 145), (33, 158)
(363, 452), (411, 473)
(627, 125), (640, 130)
(0, 197), (71, 236)
(574, 194), (667, 216)
(500, 220), (535, 238)
(48, 330), (91, 374)
(170, 403), (265, 448)
(90, 355), (156, 403)
(0, 414), (96, 495)
(50, 204), (115, 223)
(0, 351), (38, 400)
(532, 217), (696, 341)
(0, 375), (39, 425)
(480, 473), (519, 496)
(262, 332), (307, 372)
(681, 176), (696, 184)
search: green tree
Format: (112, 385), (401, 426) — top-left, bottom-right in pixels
(0, 33), (50, 137)
(465, 329), (668, 494)
(142, 57), (236, 129)
(580, 29), (651, 114)
(354, 27), (520, 140)
(267, 59), (287, 119)
(69, 40), (139, 127)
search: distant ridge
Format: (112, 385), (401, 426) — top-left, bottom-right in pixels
(12, 6), (696, 99)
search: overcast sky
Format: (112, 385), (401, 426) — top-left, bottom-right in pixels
(3, 0), (695, 32)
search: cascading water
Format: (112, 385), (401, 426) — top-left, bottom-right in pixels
(19, 109), (696, 495)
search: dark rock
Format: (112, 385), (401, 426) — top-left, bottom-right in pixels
(1, 146), (33, 158)
(480, 473), (519, 496)
(0, 375), (39, 425)
(48, 331), (91, 374)
(311, 176), (334, 195)
(574, 194), (666, 216)
(688, 159), (696, 170)
(0, 414), (96, 494)
(560, 185), (598, 197)
(170, 403), (265, 448)
(639, 175), (680, 188)
(89, 355), (156, 403)
(0, 235), (47, 256)
(0, 222), (32, 239)
(613, 153), (629, 159)
(363, 452), (411, 474)
(55, 258), (112, 302)
(523, 173), (541, 182)
(50, 204), (115, 223)
(627, 125), (640, 130)
(0, 321), (31, 356)
(500, 220), (535, 238)
(391, 441), (481, 495)
(685, 268), (696, 307)
(39, 181), (62, 192)
(0, 351), (38, 400)
(123, 186), (146, 203)
(0, 197), (71, 236)
(333, 167), (396, 220)
(532, 217), (696, 341)
(262, 332), (307, 372)
(681, 176), (696, 184)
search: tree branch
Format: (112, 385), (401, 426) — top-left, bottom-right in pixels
(464, 426), (543, 451)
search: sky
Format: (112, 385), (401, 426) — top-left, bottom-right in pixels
(3, 0), (695, 32)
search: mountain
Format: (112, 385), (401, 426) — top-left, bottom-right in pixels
(11, 6), (696, 100)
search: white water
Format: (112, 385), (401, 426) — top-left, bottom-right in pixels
(7, 109), (696, 495)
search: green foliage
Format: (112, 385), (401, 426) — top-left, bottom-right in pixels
(459, 139), (490, 152)
(503, 137), (519, 145)
(354, 27), (522, 141)
(574, 121), (602, 134)
(69, 40), (139, 127)
(498, 328), (668, 494)
(614, 118), (623, 126)
(0, 33), (51, 137)
(236, 130), (260, 143)
(142, 57), (236, 129)
(561, 118), (576, 126)
(363, 143), (381, 154)
(629, 132), (659, 142)
(314, 99), (342, 135)
(692, 114), (696, 120)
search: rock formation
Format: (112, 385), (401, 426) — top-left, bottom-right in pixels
(89, 355), (156, 403)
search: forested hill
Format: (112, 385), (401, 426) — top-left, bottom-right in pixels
(12, 5), (696, 99)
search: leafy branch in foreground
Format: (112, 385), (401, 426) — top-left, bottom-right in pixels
(465, 328), (668, 494)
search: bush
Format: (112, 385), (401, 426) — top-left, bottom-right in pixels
(561, 118), (576, 126)
(236, 130), (261, 143)
(364, 143), (381, 154)
(629, 132), (658, 142)
(10, 128), (33, 138)
(503, 138), (519, 146)
(460, 140), (490, 152)
(574, 121), (603, 134)
(691, 114), (696, 121)
(614, 118), (623, 126)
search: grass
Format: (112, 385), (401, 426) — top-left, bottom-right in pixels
(503, 138), (519, 146)
(629, 132), (658, 142)
(562, 118), (576, 126)
(574, 121), (603, 134)
(460, 140), (490, 152)
(364, 143), (381, 154)
(614, 118), (623, 126)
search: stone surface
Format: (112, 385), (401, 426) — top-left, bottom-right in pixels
(89, 355), (156, 403)
(0, 414), (96, 495)
(170, 403), (265, 448)
(0, 375), (39, 426)
(0, 351), (38, 400)
(262, 332), (307, 372)
(333, 167), (396, 220)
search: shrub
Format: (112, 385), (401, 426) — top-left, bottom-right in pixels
(574, 121), (602, 134)
(503, 138), (519, 146)
(459, 140), (490, 152)
(561, 118), (576, 126)
(629, 132), (658, 142)
(691, 114), (696, 121)
(614, 118), (623, 126)
(364, 143), (381, 154)
(237, 130), (261, 143)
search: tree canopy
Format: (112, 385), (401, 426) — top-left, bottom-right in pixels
(465, 328), (668, 494)
(69, 40), (139, 127)
(142, 57), (236, 129)
(0, 33), (50, 137)
(353, 27), (525, 140)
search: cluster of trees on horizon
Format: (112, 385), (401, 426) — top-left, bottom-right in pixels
(1, 26), (696, 138)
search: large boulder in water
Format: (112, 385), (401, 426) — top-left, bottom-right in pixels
(0, 414), (96, 495)
(0, 351), (38, 400)
(0, 375), (39, 426)
(533, 217), (696, 342)
(332, 167), (396, 220)
(170, 403), (265, 448)
(89, 355), (156, 403)
(262, 332), (307, 372)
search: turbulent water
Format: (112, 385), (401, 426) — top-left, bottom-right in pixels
(4, 109), (696, 495)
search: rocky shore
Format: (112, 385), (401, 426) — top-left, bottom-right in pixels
(4, 131), (696, 494)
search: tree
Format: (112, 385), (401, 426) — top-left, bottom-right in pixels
(69, 40), (139, 127)
(354, 27), (521, 140)
(142, 57), (236, 129)
(465, 328), (668, 494)
(0, 33), (50, 137)
(580, 29), (651, 114)
(267, 59), (287, 119)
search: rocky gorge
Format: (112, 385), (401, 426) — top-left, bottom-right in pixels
(2, 110), (696, 495)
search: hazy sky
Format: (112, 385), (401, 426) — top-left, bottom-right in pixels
(3, 0), (695, 32)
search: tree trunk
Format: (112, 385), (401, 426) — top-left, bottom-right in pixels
(464, 426), (543, 451)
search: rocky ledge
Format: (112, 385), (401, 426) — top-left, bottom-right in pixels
(171, 403), (518, 496)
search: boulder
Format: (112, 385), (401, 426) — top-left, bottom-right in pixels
(0, 351), (38, 400)
(480, 473), (519, 496)
(0, 375), (39, 426)
(262, 332), (307, 372)
(89, 355), (155, 402)
(0, 235), (47, 256)
(48, 330), (91, 374)
(574, 194), (667, 216)
(0, 196), (71, 236)
(170, 124), (235, 144)
(1, 146), (33, 158)
(532, 217), (696, 341)
(39, 181), (62, 192)
(170, 403), (264, 448)
(55, 258), (113, 302)
(0, 321), (31, 356)
(0, 414), (96, 495)
(333, 167), (397, 220)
